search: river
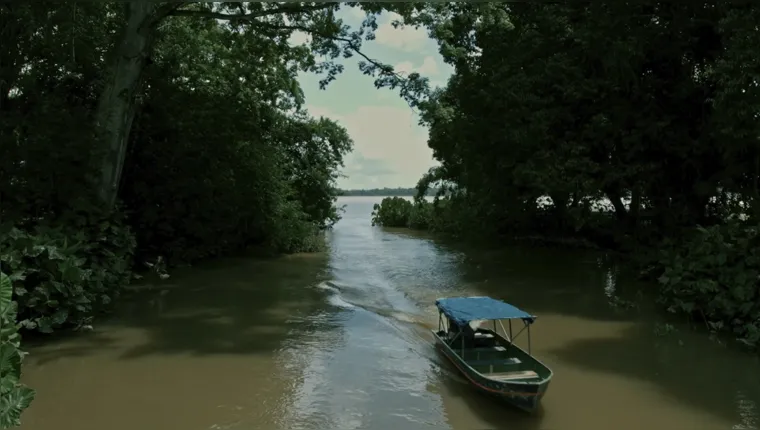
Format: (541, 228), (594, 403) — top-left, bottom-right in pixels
(18, 196), (760, 430)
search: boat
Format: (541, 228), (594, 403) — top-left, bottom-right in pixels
(432, 296), (553, 412)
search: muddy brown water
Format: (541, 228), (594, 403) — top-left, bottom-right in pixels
(19, 196), (760, 430)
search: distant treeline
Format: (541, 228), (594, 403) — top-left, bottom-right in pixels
(338, 187), (439, 197)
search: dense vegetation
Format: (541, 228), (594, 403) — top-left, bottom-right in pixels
(4, 1), (760, 425)
(0, 272), (34, 428)
(340, 187), (439, 196)
(371, 4), (760, 351)
(0, 2), (429, 426)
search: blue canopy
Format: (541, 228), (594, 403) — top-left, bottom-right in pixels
(435, 296), (536, 326)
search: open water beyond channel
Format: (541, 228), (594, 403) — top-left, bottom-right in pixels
(18, 196), (760, 430)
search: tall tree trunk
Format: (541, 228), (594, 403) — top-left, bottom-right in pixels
(549, 192), (569, 230)
(95, 2), (158, 208)
(569, 192), (580, 208)
(603, 187), (628, 222)
(628, 186), (641, 230)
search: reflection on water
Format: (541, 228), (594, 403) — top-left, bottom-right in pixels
(734, 391), (758, 430)
(18, 196), (760, 430)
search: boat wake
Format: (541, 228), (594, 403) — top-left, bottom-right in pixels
(315, 281), (432, 327)
(314, 280), (446, 365)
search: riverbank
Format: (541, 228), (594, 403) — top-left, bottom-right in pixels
(16, 196), (760, 430)
(370, 196), (760, 353)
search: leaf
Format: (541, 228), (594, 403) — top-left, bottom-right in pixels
(0, 385), (35, 429)
(36, 317), (54, 334)
(7, 229), (23, 241)
(0, 343), (22, 395)
(45, 245), (65, 261)
(58, 261), (82, 283)
(51, 309), (68, 326)
(0, 319), (20, 347)
(18, 320), (36, 331)
(717, 252), (727, 265)
(7, 272), (25, 282)
(0, 273), (11, 321)
(50, 281), (66, 294)
(26, 246), (45, 258)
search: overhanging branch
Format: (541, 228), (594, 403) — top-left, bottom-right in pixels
(168, 2), (422, 110)
(252, 21), (418, 108)
(258, 22), (393, 70)
(146, 3), (187, 28)
(168, 3), (335, 21)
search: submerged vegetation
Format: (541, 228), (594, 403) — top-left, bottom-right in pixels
(371, 4), (760, 351)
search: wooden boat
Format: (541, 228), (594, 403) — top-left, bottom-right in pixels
(432, 296), (553, 412)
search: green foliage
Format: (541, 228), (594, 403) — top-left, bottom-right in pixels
(370, 195), (477, 237)
(3, 3), (361, 269)
(0, 210), (135, 334)
(407, 201), (433, 230)
(0, 272), (35, 429)
(340, 187), (441, 197)
(116, 16), (352, 264)
(656, 223), (760, 349)
(375, 3), (760, 349)
(371, 197), (414, 228)
(0, 2), (438, 423)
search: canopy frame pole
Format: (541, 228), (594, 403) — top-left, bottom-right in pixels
(445, 317), (462, 347)
(498, 320), (509, 342)
(440, 311), (464, 347)
(509, 324), (530, 347)
(527, 321), (532, 355)
(448, 331), (461, 347)
(509, 319), (513, 342)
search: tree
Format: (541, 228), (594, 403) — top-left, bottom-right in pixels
(88, 1), (427, 208)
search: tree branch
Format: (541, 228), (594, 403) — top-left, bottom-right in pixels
(255, 22), (401, 78)
(168, 3), (336, 21)
(252, 21), (421, 110)
(146, 3), (187, 28)
(155, 3), (187, 21)
(167, 2), (423, 110)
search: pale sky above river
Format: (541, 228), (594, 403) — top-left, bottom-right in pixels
(291, 6), (454, 189)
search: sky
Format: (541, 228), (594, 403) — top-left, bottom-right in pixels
(290, 6), (454, 190)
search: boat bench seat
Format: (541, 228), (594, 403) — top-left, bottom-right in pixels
(464, 346), (507, 361)
(468, 346), (506, 353)
(474, 332), (494, 339)
(487, 370), (539, 381)
(466, 357), (521, 367)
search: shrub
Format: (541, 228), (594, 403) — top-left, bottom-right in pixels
(371, 197), (414, 227)
(0, 271), (35, 429)
(657, 222), (760, 349)
(408, 201), (433, 230)
(0, 209), (135, 333)
(371, 195), (475, 236)
(267, 200), (327, 254)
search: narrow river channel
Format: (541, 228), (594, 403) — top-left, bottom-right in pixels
(19, 196), (760, 430)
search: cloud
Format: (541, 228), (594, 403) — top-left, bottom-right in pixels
(288, 30), (311, 46)
(394, 56), (440, 77)
(374, 12), (428, 52)
(342, 152), (396, 177)
(306, 104), (435, 189)
(343, 4), (368, 20)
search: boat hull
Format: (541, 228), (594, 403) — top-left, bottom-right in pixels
(432, 330), (551, 412)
